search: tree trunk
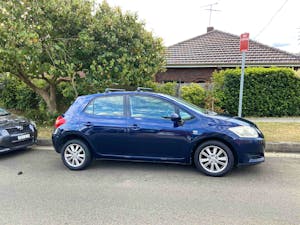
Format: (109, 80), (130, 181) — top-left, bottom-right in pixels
(15, 71), (58, 113)
(33, 84), (58, 113)
(34, 85), (58, 113)
(48, 84), (57, 113)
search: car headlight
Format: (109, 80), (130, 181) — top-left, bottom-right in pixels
(228, 126), (259, 138)
(0, 129), (9, 136)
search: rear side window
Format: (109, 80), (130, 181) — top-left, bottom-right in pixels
(84, 95), (124, 116)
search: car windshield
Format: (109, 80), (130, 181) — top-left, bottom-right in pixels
(0, 108), (10, 116)
(165, 95), (217, 115)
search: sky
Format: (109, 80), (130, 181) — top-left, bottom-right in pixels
(102, 0), (300, 54)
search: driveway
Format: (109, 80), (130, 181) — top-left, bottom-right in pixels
(0, 148), (299, 225)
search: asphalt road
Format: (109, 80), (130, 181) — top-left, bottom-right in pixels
(0, 148), (299, 225)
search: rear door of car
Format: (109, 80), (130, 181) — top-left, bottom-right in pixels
(81, 94), (129, 156)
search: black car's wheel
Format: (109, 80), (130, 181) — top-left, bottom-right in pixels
(61, 139), (92, 170)
(194, 141), (234, 177)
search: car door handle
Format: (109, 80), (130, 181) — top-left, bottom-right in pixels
(130, 124), (140, 131)
(84, 122), (93, 127)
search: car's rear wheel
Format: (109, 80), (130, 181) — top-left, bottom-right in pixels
(61, 139), (92, 170)
(194, 140), (234, 177)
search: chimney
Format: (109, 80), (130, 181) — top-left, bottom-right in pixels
(207, 27), (214, 33)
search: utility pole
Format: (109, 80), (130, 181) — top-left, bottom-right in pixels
(201, 2), (221, 27)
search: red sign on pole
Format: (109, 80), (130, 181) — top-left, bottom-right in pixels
(240, 33), (249, 52)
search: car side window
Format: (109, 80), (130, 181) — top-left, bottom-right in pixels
(179, 108), (194, 121)
(130, 95), (175, 119)
(84, 95), (124, 116)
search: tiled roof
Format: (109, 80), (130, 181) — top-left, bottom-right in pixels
(167, 29), (300, 67)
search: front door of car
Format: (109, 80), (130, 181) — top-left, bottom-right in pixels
(126, 95), (193, 161)
(82, 95), (128, 156)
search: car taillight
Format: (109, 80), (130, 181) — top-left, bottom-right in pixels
(55, 115), (66, 128)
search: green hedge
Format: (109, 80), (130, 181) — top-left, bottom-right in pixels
(213, 67), (300, 116)
(0, 76), (40, 110)
(145, 81), (207, 107)
(181, 83), (206, 107)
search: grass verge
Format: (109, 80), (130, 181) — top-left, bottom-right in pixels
(256, 122), (300, 142)
(37, 126), (53, 139)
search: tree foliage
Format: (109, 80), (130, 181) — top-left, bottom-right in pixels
(84, 2), (165, 88)
(0, 0), (165, 112)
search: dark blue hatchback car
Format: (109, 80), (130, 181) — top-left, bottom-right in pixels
(52, 89), (265, 176)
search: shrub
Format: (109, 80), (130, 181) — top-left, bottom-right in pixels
(213, 67), (300, 117)
(203, 82), (224, 113)
(158, 82), (178, 96)
(181, 83), (206, 107)
(0, 76), (56, 125)
(144, 81), (178, 96)
(0, 76), (41, 111)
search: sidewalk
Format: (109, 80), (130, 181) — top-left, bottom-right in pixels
(37, 139), (300, 153)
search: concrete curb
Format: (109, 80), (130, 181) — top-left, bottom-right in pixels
(37, 138), (53, 146)
(266, 142), (300, 153)
(36, 139), (300, 153)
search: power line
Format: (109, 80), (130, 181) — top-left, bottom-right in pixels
(254, 0), (289, 39)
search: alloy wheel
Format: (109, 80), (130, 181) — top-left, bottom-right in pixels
(199, 145), (229, 174)
(64, 143), (86, 168)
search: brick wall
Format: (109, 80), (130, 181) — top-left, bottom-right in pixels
(155, 68), (218, 83)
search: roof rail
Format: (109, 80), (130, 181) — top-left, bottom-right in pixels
(136, 87), (153, 92)
(104, 88), (126, 93)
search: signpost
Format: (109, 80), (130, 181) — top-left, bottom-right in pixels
(238, 33), (249, 117)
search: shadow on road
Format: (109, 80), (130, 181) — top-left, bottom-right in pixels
(0, 148), (266, 178)
(91, 159), (197, 173)
(0, 147), (33, 159)
(88, 158), (264, 178)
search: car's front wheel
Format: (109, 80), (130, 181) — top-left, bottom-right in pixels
(61, 139), (92, 170)
(194, 141), (234, 177)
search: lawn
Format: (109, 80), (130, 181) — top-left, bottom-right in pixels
(37, 122), (300, 142)
(256, 122), (300, 142)
(37, 126), (54, 139)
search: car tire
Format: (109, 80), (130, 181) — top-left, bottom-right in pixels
(61, 139), (92, 170)
(194, 140), (234, 177)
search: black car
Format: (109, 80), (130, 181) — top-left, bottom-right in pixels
(0, 108), (37, 153)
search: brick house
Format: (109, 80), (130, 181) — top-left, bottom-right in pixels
(156, 27), (300, 83)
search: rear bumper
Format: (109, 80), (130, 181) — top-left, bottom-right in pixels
(52, 129), (61, 153)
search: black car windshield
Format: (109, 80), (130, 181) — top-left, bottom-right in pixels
(0, 108), (10, 116)
(164, 95), (216, 115)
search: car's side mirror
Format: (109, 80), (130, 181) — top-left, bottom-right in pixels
(171, 113), (183, 127)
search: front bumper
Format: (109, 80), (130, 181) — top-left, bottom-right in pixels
(232, 138), (265, 166)
(0, 139), (36, 153)
(0, 129), (37, 153)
